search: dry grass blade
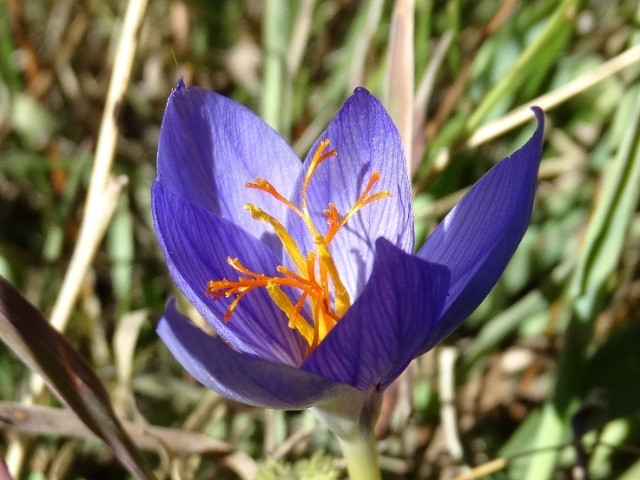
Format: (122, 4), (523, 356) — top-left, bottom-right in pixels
(0, 401), (259, 479)
(348, 0), (384, 90)
(0, 401), (230, 456)
(413, 30), (452, 172)
(467, 43), (640, 149)
(48, 0), (148, 335)
(386, 0), (414, 173)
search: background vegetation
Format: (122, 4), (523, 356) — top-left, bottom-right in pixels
(1, 0), (640, 478)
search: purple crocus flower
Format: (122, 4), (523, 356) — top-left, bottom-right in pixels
(152, 80), (544, 421)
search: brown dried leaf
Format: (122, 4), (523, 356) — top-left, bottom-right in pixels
(0, 276), (156, 479)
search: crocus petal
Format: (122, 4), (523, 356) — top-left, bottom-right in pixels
(152, 182), (306, 365)
(302, 239), (449, 390)
(417, 108), (545, 352)
(156, 80), (303, 250)
(158, 300), (362, 409)
(286, 88), (414, 298)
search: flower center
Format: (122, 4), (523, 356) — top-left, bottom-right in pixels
(205, 139), (391, 351)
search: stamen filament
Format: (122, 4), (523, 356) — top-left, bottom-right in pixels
(302, 140), (336, 224)
(224, 289), (250, 321)
(306, 251), (317, 285)
(325, 170), (391, 243)
(314, 234), (350, 317)
(294, 291), (308, 316)
(277, 265), (312, 286)
(265, 281), (314, 343)
(244, 203), (307, 273)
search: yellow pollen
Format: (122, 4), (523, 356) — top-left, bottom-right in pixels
(205, 139), (391, 353)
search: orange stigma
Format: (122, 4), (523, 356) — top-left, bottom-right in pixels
(205, 139), (391, 352)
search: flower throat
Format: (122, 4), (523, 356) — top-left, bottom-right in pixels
(205, 140), (390, 351)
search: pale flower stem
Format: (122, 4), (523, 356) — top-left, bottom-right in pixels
(337, 430), (382, 480)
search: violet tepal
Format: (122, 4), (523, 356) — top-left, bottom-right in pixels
(152, 80), (544, 417)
